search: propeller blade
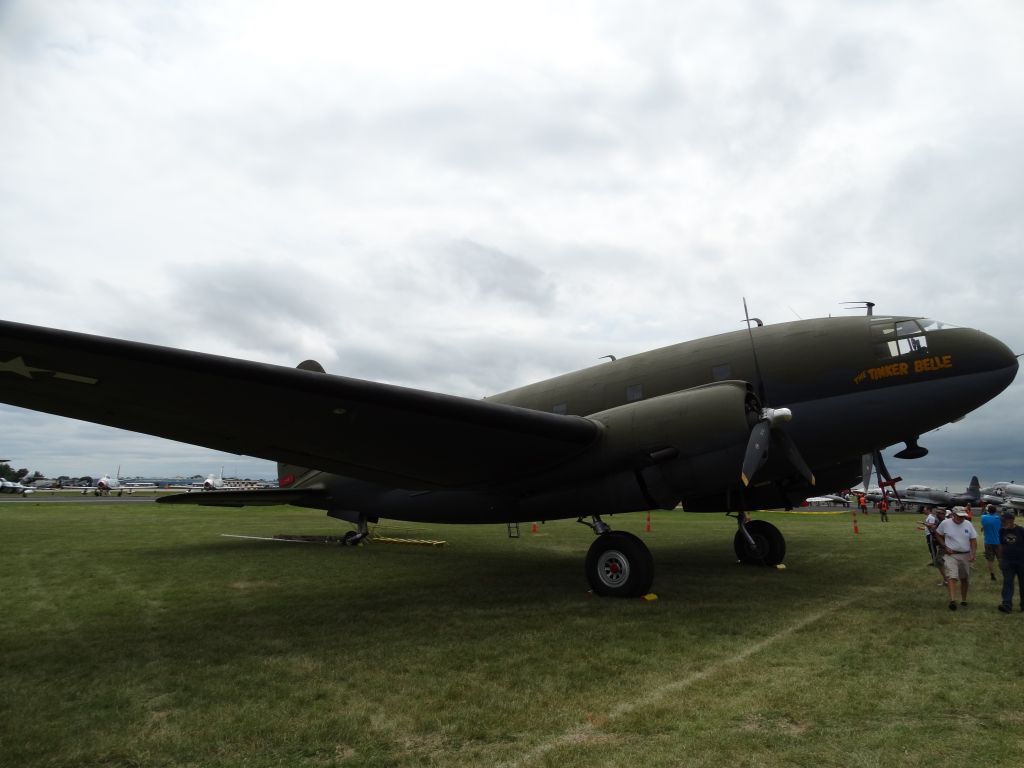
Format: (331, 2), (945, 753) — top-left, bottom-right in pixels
(772, 428), (815, 486)
(741, 421), (772, 486)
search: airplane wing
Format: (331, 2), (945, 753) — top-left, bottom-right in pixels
(0, 320), (600, 490)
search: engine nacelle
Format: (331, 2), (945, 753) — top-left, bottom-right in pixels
(520, 381), (758, 518)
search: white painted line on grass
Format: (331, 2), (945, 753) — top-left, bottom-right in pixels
(503, 593), (861, 768)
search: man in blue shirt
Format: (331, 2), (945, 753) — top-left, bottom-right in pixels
(997, 511), (1024, 614)
(981, 504), (1003, 582)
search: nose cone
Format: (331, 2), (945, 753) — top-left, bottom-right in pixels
(920, 323), (1018, 417)
(972, 327), (1018, 394)
(973, 328), (1019, 376)
(933, 324), (1017, 384)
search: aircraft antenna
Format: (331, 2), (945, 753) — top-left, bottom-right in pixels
(599, 354), (617, 362)
(841, 301), (875, 316)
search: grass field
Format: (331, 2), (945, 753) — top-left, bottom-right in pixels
(2, 502), (1022, 767)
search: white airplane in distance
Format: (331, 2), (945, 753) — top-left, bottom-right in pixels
(203, 471), (225, 491)
(0, 458), (36, 496)
(804, 493), (849, 506)
(0, 479), (35, 495)
(980, 482), (1024, 511)
(90, 467), (132, 496)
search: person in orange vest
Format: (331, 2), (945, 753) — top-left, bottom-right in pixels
(858, 494), (867, 515)
(878, 496), (890, 522)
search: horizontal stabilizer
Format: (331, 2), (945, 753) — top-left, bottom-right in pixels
(157, 488), (329, 507)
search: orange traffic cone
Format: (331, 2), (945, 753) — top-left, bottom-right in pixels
(852, 510), (860, 535)
(645, 511), (652, 532)
(530, 522), (538, 535)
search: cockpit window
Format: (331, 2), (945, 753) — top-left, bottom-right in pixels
(895, 320), (922, 336)
(871, 319), (929, 359)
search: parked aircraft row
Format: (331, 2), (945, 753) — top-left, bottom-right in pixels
(0, 311), (1017, 597)
(806, 475), (1024, 514)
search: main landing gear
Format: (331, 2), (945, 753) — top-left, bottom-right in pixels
(732, 511), (785, 566)
(580, 515), (654, 598)
(340, 515), (370, 546)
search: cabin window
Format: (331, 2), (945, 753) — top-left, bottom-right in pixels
(626, 384), (643, 402)
(552, 403), (567, 415)
(712, 363), (732, 381)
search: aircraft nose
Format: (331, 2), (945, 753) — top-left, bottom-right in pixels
(967, 326), (1018, 391)
(976, 328), (1018, 373)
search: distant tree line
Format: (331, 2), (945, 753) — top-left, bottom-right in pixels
(1, 464), (79, 486)
(0, 463), (32, 482)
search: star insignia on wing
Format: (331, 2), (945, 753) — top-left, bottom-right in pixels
(0, 356), (51, 379)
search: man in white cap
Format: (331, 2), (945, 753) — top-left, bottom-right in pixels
(934, 507), (978, 610)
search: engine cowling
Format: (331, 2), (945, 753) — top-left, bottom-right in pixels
(520, 380), (759, 518)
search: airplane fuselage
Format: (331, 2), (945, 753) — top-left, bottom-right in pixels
(294, 315), (1017, 522)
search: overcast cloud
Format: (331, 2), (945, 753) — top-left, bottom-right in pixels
(1, 0), (1022, 488)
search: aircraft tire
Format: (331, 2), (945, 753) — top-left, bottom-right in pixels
(585, 531), (654, 598)
(734, 520), (786, 566)
(342, 530), (361, 546)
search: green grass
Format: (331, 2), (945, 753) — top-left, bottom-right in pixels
(1, 503), (1022, 767)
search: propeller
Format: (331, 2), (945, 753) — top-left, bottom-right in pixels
(739, 299), (816, 488)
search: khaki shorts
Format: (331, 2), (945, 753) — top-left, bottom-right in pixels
(984, 544), (999, 561)
(943, 552), (972, 581)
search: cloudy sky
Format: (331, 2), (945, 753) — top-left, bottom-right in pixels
(1, 0), (1022, 489)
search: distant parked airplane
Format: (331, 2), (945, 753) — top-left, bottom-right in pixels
(0, 458), (36, 496)
(91, 467), (131, 496)
(980, 481), (1024, 511)
(902, 476), (983, 510)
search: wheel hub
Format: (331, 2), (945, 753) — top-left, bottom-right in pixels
(596, 550), (630, 588)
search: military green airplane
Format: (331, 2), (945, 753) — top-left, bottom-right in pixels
(0, 314), (1017, 596)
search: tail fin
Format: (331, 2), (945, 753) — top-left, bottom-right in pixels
(278, 359), (327, 487)
(969, 475), (980, 490)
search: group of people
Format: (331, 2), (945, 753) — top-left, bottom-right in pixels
(921, 504), (1024, 612)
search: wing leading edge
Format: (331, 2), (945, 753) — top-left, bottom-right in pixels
(0, 320), (600, 490)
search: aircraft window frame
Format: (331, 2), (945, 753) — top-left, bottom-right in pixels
(552, 403), (567, 415)
(894, 320), (923, 337)
(871, 319), (929, 360)
(917, 318), (960, 332)
(626, 384), (643, 403)
(869, 321), (897, 340)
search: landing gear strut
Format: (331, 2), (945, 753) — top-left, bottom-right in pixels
(580, 515), (654, 597)
(732, 511), (786, 565)
(341, 515), (370, 546)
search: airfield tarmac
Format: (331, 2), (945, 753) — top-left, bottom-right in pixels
(0, 493), (159, 504)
